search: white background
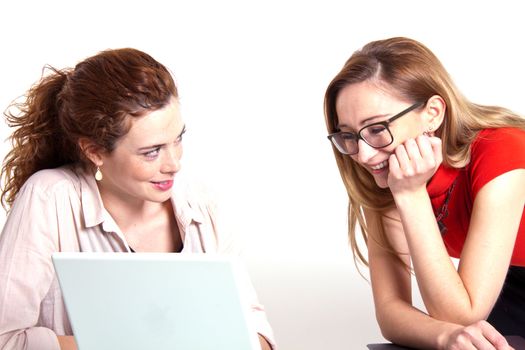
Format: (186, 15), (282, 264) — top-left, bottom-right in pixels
(1, 1), (524, 349)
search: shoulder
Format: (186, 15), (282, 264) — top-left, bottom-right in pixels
(25, 165), (79, 184)
(5, 166), (84, 240)
(470, 127), (525, 164)
(468, 128), (525, 198)
(17, 165), (81, 201)
(472, 127), (525, 152)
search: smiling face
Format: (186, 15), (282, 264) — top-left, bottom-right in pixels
(335, 81), (427, 188)
(95, 97), (185, 206)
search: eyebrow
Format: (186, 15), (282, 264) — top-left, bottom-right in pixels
(337, 113), (390, 130)
(137, 124), (187, 151)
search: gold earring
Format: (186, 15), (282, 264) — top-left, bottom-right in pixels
(95, 167), (103, 181)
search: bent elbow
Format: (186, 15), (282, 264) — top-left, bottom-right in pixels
(375, 309), (400, 343)
(378, 326), (397, 344)
(427, 304), (491, 326)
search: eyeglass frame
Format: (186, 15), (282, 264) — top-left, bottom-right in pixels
(327, 101), (425, 155)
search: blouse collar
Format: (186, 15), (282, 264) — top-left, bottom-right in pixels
(77, 167), (204, 232)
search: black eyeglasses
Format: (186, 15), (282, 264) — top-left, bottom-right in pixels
(327, 101), (425, 155)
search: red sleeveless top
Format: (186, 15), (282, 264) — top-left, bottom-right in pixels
(427, 128), (525, 266)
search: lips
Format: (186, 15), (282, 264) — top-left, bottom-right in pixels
(151, 179), (174, 191)
(370, 160), (388, 171)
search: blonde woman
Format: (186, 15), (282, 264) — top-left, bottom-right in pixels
(325, 37), (524, 349)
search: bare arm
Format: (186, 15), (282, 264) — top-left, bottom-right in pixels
(389, 136), (525, 324)
(56, 334), (268, 350)
(395, 171), (523, 323)
(366, 208), (453, 348)
(258, 334), (272, 350)
(367, 209), (512, 350)
(57, 336), (77, 350)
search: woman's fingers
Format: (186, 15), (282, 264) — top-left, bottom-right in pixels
(388, 153), (402, 180)
(416, 134), (434, 161)
(394, 142), (413, 174)
(476, 321), (512, 350)
(428, 135), (443, 166)
(392, 136), (440, 176)
(388, 135), (444, 192)
(450, 321), (513, 350)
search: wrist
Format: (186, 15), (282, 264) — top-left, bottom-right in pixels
(392, 186), (429, 208)
(436, 323), (462, 350)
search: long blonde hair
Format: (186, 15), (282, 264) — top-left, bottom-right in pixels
(324, 37), (525, 266)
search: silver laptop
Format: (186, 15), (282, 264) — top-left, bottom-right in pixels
(52, 252), (259, 350)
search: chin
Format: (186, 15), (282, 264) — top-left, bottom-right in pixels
(372, 175), (389, 189)
(140, 192), (171, 204)
(151, 195), (172, 203)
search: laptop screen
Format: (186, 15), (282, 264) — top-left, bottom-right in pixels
(52, 252), (259, 350)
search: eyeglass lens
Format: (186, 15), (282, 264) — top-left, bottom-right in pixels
(332, 124), (392, 154)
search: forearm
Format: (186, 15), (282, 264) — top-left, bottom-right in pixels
(258, 334), (272, 350)
(394, 189), (478, 323)
(57, 336), (77, 350)
(377, 298), (463, 350)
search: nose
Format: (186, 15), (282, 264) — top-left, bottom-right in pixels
(160, 145), (182, 174)
(355, 139), (379, 163)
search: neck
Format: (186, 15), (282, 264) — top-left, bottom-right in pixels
(98, 189), (168, 232)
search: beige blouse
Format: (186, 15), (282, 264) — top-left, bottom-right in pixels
(0, 165), (275, 350)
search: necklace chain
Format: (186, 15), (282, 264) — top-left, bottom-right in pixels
(435, 179), (457, 234)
